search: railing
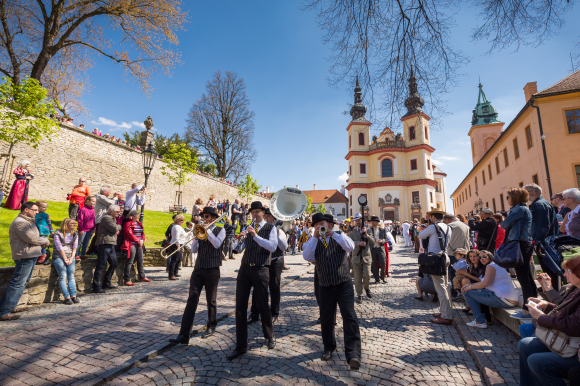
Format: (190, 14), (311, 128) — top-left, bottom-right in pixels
(369, 140), (406, 150)
(410, 203), (421, 210)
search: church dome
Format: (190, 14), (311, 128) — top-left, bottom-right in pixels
(471, 83), (501, 126)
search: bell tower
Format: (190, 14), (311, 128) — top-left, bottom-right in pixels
(401, 64), (431, 147)
(468, 83), (504, 165)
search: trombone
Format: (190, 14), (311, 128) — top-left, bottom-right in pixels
(160, 213), (227, 260)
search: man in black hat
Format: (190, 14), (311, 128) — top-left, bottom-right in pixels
(368, 216), (387, 284)
(248, 208), (288, 325)
(302, 213), (362, 370)
(168, 207), (225, 344)
(227, 201), (278, 360)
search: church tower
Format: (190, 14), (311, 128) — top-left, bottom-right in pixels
(468, 83), (504, 165)
(346, 76), (371, 184)
(401, 64), (431, 148)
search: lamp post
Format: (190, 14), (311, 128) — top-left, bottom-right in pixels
(358, 195), (368, 223)
(140, 143), (158, 223)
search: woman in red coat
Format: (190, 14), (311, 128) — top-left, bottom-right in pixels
(492, 214), (505, 251)
(121, 210), (151, 285)
(4, 160), (34, 210)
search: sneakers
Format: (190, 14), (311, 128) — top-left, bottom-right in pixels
(511, 311), (533, 320)
(466, 320), (488, 329)
(64, 298), (73, 305)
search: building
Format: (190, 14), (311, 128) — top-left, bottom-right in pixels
(344, 69), (448, 222)
(451, 70), (580, 215)
(301, 185), (349, 220)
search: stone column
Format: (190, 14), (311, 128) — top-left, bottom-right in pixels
(139, 116), (155, 148)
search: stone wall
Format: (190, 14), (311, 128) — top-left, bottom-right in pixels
(0, 123), (269, 211)
(0, 257), (137, 306)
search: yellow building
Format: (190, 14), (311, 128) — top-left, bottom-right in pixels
(451, 70), (580, 215)
(345, 69), (448, 222)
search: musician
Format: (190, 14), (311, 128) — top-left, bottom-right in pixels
(368, 216), (388, 284)
(348, 213), (375, 304)
(313, 214), (337, 323)
(248, 208), (288, 325)
(227, 201), (277, 360)
(169, 207), (225, 344)
(302, 213), (361, 370)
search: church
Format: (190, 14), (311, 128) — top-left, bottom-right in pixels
(344, 67), (448, 222)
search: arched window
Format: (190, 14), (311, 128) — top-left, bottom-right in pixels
(358, 132), (365, 146)
(409, 126), (416, 140)
(381, 159), (393, 177)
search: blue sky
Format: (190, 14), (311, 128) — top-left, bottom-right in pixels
(79, 1), (578, 207)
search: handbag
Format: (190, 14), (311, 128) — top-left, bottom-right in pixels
(535, 298), (580, 358)
(418, 224), (449, 276)
(494, 211), (527, 269)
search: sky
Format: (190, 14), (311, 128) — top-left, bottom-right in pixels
(79, 1), (578, 209)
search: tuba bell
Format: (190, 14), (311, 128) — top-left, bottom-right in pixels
(270, 187), (308, 231)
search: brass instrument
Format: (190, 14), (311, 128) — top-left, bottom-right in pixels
(161, 213), (227, 259)
(319, 225), (327, 238)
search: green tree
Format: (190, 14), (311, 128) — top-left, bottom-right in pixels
(237, 174), (262, 203)
(305, 195), (315, 215)
(0, 77), (59, 185)
(160, 143), (198, 205)
(316, 203), (327, 214)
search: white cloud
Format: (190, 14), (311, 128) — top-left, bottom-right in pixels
(131, 121), (146, 129)
(90, 117), (143, 131)
(432, 159), (443, 165)
(337, 172), (348, 183)
(437, 156), (459, 161)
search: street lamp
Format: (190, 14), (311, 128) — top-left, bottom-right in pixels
(358, 195), (368, 222)
(140, 143), (158, 222)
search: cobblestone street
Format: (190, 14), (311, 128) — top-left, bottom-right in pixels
(0, 241), (510, 386)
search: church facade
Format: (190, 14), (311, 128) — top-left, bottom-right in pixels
(345, 69), (448, 222)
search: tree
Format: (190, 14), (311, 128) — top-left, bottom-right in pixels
(316, 203), (327, 214)
(159, 143), (198, 207)
(237, 174), (261, 203)
(305, 195), (315, 215)
(0, 0), (188, 114)
(302, 0), (573, 127)
(186, 70), (257, 183)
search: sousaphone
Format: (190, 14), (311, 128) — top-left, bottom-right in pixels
(270, 187), (308, 232)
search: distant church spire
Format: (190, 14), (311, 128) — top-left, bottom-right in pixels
(350, 75), (368, 121)
(471, 82), (501, 126)
(403, 63), (424, 118)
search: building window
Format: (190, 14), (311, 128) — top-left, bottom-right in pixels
(513, 138), (520, 159)
(532, 174), (539, 184)
(525, 126), (533, 148)
(349, 136), (352, 149)
(503, 148), (509, 168)
(350, 195), (352, 205)
(486, 202), (489, 208)
(359, 163), (366, 174)
(410, 159), (418, 171)
(488, 164), (492, 181)
(566, 109), (580, 134)
(469, 185), (471, 197)
(519, 181), (524, 187)
(492, 198), (496, 213)
(425, 126), (429, 140)
(381, 159), (393, 177)
(430, 192), (433, 203)
(465, 188), (467, 200)
(576, 165), (580, 188)
(358, 132), (365, 146)
(500, 193), (505, 212)
(475, 177), (478, 192)
(427, 159), (431, 170)
(412, 191), (420, 203)
(495, 156), (500, 174)
(409, 126), (416, 140)
(350, 208), (352, 217)
(482, 170), (486, 185)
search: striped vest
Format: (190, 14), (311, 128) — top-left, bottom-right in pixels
(195, 226), (224, 270)
(242, 222), (274, 266)
(314, 236), (351, 287)
(272, 229), (285, 259)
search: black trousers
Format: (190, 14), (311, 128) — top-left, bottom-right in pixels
(314, 269), (320, 306)
(93, 244), (118, 290)
(179, 267), (221, 335)
(514, 240), (538, 311)
(169, 249), (182, 278)
(235, 264), (274, 350)
(535, 244), (561, 291)
(250, 258), (284, 318)
(319, 280), (361, 361)
(371, 247), (386, 282)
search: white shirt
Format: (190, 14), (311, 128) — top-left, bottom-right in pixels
(235, 219), (278, 253)
(125, 185), (145, 210)
(190, 225), (226, 253)
(482, 263), (519, 302)
(402, 223), (410, 233)
(276, 228), (288, 251)
(302, 232), (355, 262)
(171, 225), (188, 245)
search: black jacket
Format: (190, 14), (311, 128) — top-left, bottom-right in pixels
(469, 217), (497, 251)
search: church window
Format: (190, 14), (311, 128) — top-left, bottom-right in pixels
(409, 126), (416, 140)
(566, 109), (580, 134)
(513, 138), (520, 159)
(425, 126), (429, 140)
(526, 126), (533, 148)
(412, 191), (420, 203)
(359, 163), (366, 174)
(410, 159), (418, 171)
(430, 192), (433, 203)
(427, 159), (431, 170)
(349, 136), (352, 149)
(381, 159), (393, 177)
(350, 195), (352, 205)
(358, 132), (365, 146)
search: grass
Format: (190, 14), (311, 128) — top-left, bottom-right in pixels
(0, 200), (175, 267)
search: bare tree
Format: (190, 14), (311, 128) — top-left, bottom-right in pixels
(185, 70), (257, 183)
(302, 0), (574, 129)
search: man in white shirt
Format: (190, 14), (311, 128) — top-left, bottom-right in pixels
(124, 183), (146, 217)
(402, 221), (411, 246)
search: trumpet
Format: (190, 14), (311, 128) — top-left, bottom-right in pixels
(192, 213), (227, 240)
(319, 225), (327, 237)
(160, 213), (227, 259)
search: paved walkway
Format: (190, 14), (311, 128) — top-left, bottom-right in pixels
(0, 241), (524, 386)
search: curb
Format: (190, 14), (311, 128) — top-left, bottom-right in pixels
(91, 266), (316, 386)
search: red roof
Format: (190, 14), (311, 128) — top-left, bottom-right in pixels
(301, 189), (348, 204)
(536, 69), (580, 96)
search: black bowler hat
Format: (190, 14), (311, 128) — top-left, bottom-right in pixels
(370, 216), (380, 222)
(250, 201), (266, 212)
(324, 214), (334, 224)
(201, 207), (218, 218)
(311, 213), (327, 227)
(265, 208), (272, 216)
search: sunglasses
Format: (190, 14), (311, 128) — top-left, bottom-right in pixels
(202, 214), (213, 219)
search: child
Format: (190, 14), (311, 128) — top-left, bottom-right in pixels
(35, 201), (53, 265)
(290, 230), (297, 255)
(451, 248), (469, 293)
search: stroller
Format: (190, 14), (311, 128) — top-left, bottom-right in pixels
(540, 235), (580, 278)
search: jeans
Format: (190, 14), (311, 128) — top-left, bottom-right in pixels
(464, 288), (515, 323)
(519, 323), (536, 338)
(519, 337), (579, 386)
(124, 245), (145, 282)
(0, 257), (39, 317)
(223, 237), (234, 260)
(78, 230), (94, 257)
(52, 257), (77, 298)
(514, 240), (537, 311)
(68, 203), (79, 219)
(93, 244), (118, 290)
